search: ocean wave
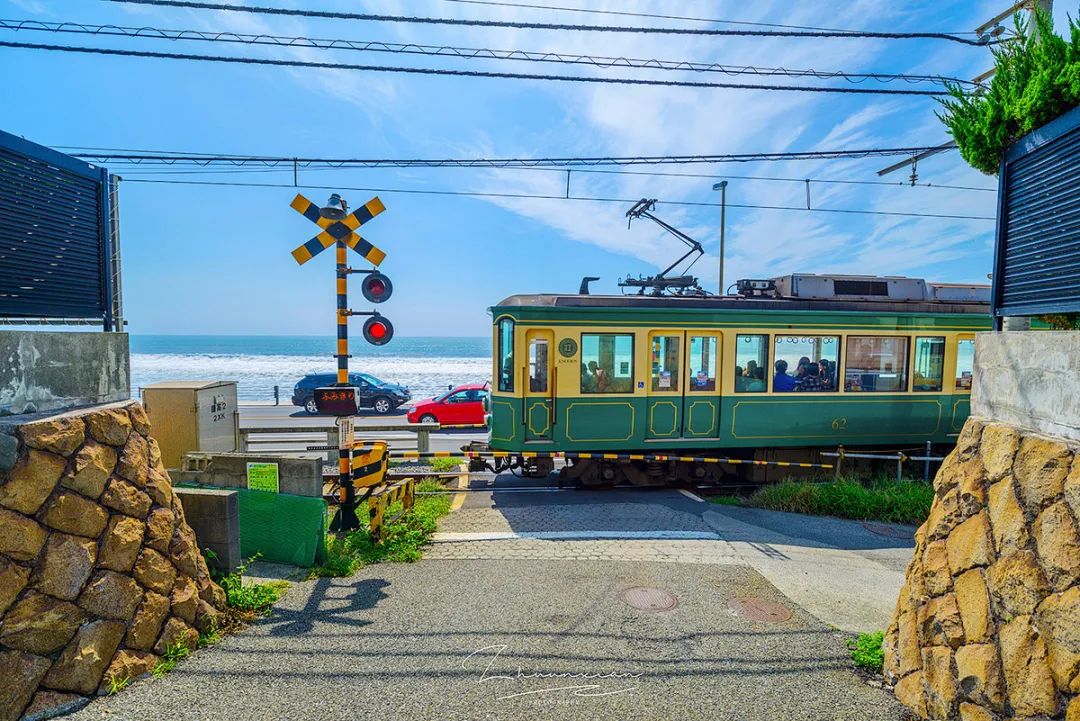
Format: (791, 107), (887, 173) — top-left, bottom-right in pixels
(131, 353), (491, 401)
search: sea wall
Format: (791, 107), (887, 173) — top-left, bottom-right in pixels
(0, 401), (226, 721)
(0, 332), (130, 417)
(883, 418), (1080, 720)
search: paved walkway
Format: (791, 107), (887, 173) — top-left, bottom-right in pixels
(71, 477), (913, 721)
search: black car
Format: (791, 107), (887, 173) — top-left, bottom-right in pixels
(291, 373), (410, 415)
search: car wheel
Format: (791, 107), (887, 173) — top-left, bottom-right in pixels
(419, 413), (438, 424)
(372, 396), (393, 415)
(304, 399), (319, 414)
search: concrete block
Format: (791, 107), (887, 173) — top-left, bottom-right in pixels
(174, 487), (240, 575)
(973, 331), (1080, 443)
(0, 331), (129, 416)
(181, 453), (323, 497)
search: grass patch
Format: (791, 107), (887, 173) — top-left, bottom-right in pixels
(213, 555), (289, 615)
(311, 478), (452, 578)
(151, 642), (192, 679)
(707, 495), (743, 506)
(847, 631), (885, 674)
(746, 476), (933, 525)
(429, 456), (465, 473)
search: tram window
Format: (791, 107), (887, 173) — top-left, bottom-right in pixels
(687, 335), (717, 392)
(528, 338), (549, 393)
(734, 335), (768, 393)
(650, 336), (680, 392)
(581, 334), (634, 394)
(845, 336), (910, 392)
(955, 338), (975, 391)
(913, 337), (946, 392)
(497, 318), (514, 392)
(773, 335), (840, 392)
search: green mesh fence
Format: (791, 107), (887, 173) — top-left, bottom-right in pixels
(177, 484), (328, 567)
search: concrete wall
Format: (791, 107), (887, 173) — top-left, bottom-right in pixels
(0, 332), (129, 417)
(972, 331), (1080, 443)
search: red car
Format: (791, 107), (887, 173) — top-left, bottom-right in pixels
(406, 382), (489, 426)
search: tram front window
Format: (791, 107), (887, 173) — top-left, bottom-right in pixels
(497, 318), (514, 392)
(773, 335), (839, 392)
(845, 336), (910, 392)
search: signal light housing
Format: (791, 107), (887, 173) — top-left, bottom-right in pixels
(362, 315), (394, 346)
(361, 271), (393, 304)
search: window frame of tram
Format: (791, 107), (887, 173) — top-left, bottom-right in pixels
(912, 336), (946, 392)
(580, 333), (635, 394)
(843, 335), (910, 393)
(528, 336), (549, 393)
(955, 337), (975, 392)
(687, 335), (718, 392)
(772, 334), (841, 392)
(650, 335), (681, 392)
(497, 318), (514, 393)
(734, 334), (768, 393)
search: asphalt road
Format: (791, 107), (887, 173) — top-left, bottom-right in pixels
(73, 476), (913, 721)
(238, 403), (487, 454)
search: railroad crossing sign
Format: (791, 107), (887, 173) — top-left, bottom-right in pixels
(289, 193), (386, 266)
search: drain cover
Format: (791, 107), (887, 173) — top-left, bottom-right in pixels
(622, 586), (678, 612)
(728, 596), (792, 622)
(861, 521), (913, 539)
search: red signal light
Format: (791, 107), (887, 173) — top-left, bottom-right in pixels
(361, 271), (393, 303)
(362, 315), (394, 345)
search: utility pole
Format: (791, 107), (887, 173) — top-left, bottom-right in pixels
(713, 180), (728, 295)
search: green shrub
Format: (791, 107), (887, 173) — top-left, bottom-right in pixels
(938, 10), (1080, 174)
(214, 556), (288, 614)
(847, 631), (885, 674)
(747, 477), (933, 525)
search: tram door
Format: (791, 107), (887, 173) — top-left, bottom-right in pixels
(524, 330), (553, 441)
(682, 333), (721, 438)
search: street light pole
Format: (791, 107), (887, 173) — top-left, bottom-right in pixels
(712, 181), (728, 295)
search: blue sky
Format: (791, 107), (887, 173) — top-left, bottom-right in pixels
(2, 1), (1072, 337)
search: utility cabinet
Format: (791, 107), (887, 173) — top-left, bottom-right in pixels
(142, 381), (238, 469)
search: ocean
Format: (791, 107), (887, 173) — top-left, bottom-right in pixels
(130, 335), (491, 402)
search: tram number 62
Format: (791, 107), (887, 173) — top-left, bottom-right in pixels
(831, 417), (848, 431)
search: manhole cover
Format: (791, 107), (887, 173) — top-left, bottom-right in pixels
(861, 521), (913, 539)
(728, 596), (792, 622)
(622, 586), (678, 612)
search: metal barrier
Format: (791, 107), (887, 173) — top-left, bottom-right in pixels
(824, 442), (947, 481)
(239, 420), (441, 459)
(387, 449), (834, 470)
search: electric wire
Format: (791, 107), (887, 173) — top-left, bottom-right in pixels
(70, 145), (955, 168)
(0, 19), (978, 87)
(0, 41), (957, 95)
(104, 0), (993, 45)
(104, 163), (996, 192)
(56, 144), (992, 192)
(120, 176), (996, 221)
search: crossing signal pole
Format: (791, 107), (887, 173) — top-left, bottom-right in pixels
(289, 192), (393, 532)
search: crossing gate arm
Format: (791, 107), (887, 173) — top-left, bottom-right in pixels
(388, 449), (833, 470)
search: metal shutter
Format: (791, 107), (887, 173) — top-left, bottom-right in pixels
(993, 104), (1080, 317)
(0, 131), (111, 321)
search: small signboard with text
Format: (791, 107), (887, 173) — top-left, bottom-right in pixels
(246, 462), (280, 493)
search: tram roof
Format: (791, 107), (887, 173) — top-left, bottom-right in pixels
(492, 293), (991, 316)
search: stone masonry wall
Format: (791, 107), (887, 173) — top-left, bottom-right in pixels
(0, 401), (226, 721)
(884, 418), (1080, 721)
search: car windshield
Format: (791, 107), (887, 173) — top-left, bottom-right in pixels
(356, 373), (384, 386)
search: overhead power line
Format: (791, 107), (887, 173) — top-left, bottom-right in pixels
(69, 146), (955, 169)
(120, 176), (996, 221)
(105, 0), (992, 45)
(0, 19), (978, 88)
(439, 0), (962, 33)
(0, 41), (956, 96)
